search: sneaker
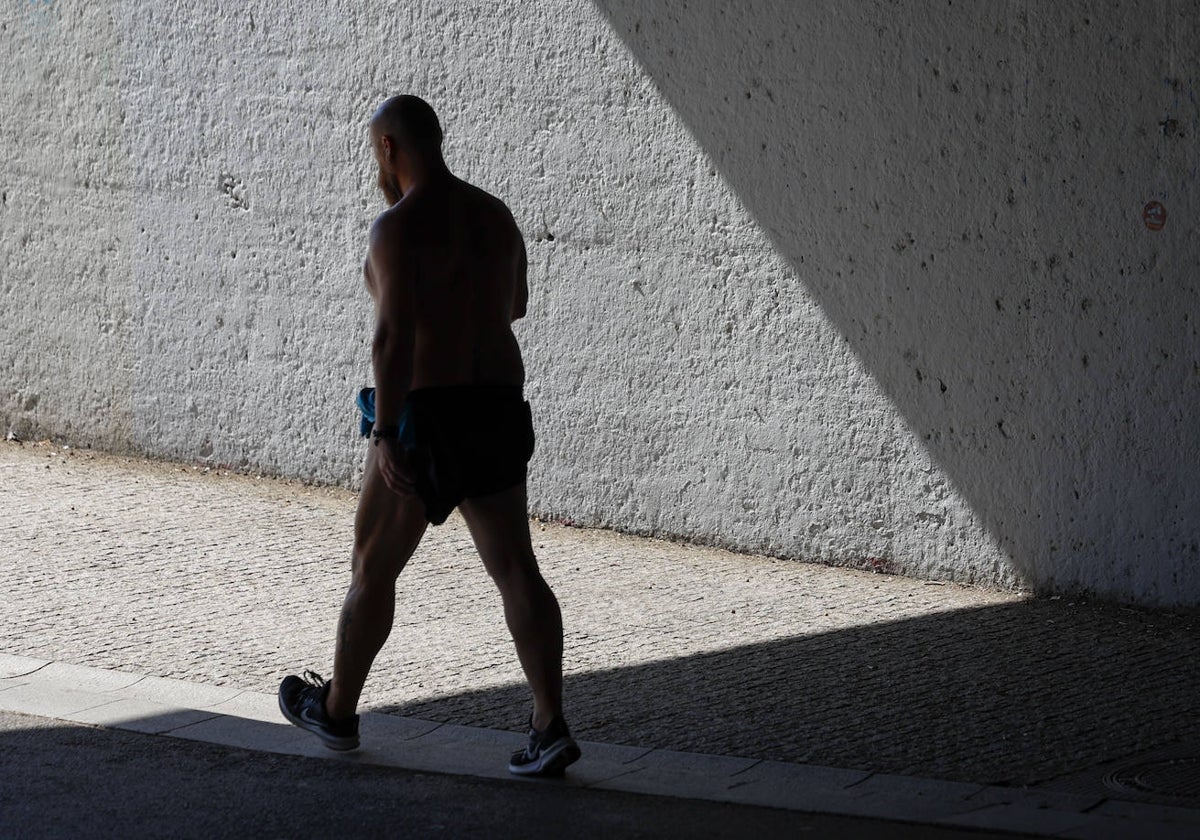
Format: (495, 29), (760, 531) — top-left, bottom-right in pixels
(278, 670), (360, 751)
(508, 714), (582, 777)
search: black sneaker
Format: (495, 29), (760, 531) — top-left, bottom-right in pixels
(278, 670), (360, 751)
(508, 715), (581, 777)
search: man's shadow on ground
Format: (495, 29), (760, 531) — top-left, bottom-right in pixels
(378, 599), (1198, 787)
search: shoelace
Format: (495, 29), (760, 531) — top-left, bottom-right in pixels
(301, 669), (328, 689)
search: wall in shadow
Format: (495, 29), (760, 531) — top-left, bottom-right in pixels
(585, 1), (1200, 604)
(381, 600), (1199, 787)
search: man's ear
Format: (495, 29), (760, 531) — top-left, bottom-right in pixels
(380, 134), (395, 163)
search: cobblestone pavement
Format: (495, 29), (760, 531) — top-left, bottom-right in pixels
(2, 441), (1197, 789)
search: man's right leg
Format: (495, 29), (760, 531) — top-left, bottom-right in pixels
(459, 481), (580, 776)
(325, 443), (428, 720)
(458, 482), (563, 731)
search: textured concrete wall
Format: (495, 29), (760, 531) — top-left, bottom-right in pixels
(2, 1), (1197, 606)
(2, 1), (133, 450)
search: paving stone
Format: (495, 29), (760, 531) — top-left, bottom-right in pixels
(963, 784), (1105, 813)
(409, 721), (527, 751)
(169, 714), (313, 753)
(359, 712), (444, 742)
(787, 791), (993, 824)
(117, 675), (242, 709)
(721, 775), (868, 812)
(844, 773), (985, 802)
(282, 730), (520, 783)
(1090, 799), (1200, 825)
(0, 684), (115, 718)
(577, 749), (763, 801)
(555, 758), (645, 788)
(634, 749), (761, 777)
(289, 737), (375, 766)
(202, 690), (283, 723)
(573, 740), (654, 765)
(0, 653), (48, 679)
(595, 765), (768, 802)
(357, 738), (516, 782)
(933, 803), (1099, 835)
(67, 697), (220, 734)
(728, 759), (872, 791)
(33, 661), (144, 693)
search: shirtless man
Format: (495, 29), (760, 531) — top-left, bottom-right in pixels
(279, 95), (580, 777)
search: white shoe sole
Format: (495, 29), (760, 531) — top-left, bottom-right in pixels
(277, 691), (360, 751)
(509, 737), (582, 776)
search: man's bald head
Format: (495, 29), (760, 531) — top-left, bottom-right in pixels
(371, 95), (443, 158)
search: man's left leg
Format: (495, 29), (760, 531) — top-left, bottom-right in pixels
(280, 444), (427, 748)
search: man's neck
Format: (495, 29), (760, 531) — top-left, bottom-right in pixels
(403, 159), (451, 196)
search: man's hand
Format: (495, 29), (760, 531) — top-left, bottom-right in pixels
(375, 438), (417, 496)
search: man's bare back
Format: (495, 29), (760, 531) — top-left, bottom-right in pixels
(364, 178), (528, 393)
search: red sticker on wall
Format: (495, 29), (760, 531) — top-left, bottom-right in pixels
(1143, 200), (1167, 231)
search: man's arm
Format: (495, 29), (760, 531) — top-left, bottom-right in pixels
(512, 238), (528, 322)
(368, 215), (415, 428)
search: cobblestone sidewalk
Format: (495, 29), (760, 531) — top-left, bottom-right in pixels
(1, 441), (1196, 790)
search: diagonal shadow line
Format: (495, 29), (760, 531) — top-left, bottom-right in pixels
(375, 600), (1200, 787)
(585, 1), (1200, 604)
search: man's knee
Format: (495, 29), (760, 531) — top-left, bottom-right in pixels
(484, 549), (541, 591)
(350, 540), (406, 590)
(490, 561), (559, 615)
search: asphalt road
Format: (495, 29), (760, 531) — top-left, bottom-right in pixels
(0, 712), (1028, 839)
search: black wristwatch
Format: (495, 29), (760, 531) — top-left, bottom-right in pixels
(372, 425), (400, 446)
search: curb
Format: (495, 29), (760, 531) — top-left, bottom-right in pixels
(0, 654), (1192, 838)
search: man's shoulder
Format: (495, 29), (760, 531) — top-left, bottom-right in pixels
(374, 198), (414, 229)
(365, 208), (417, 278)
(369, 203), (415, 249)
(456, 179), (517, 224)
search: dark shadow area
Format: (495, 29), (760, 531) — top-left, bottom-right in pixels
(380, 600), (1200, 787)
(0, 714), (988, 839)
(587, 2), (1200, 603)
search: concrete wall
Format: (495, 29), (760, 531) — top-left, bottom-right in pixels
(2, 0), (1197, 606)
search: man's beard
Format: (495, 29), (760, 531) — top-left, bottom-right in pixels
(378, 170), (402, 205)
